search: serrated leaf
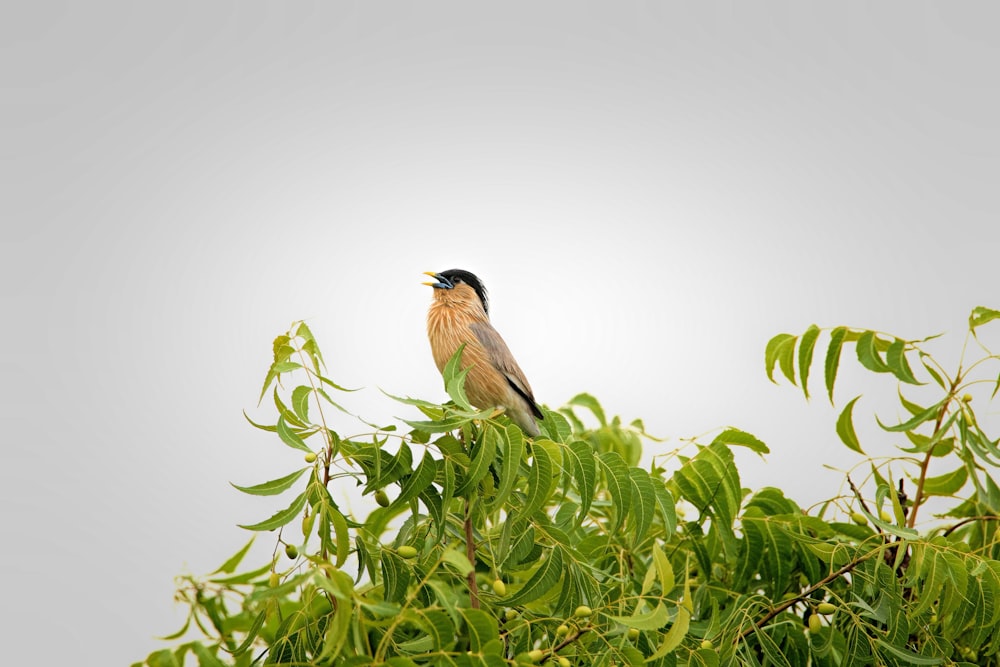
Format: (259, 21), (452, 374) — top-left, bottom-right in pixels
(487, 425), (524, 513)
(628, 468), (656, 547)
(568, 392), (607, 426)
(672, 443), (740, 533)
(824, 326), (848, 403)
(238, 491), (307, 531)
(856, 330), (891, 373)
(710, 428), (769, 455)
(765, 333), (795, 384)
(459, 608), (500, 654)
(922, 465), (968, 496)
(608, 602), (670, 630)
(835, 396), (865, 454)
(291, 385), (312, 422)
(440, 547), (474, 576)
(501, 547), (564, 606)
(886, 338), (922, 384)
(566, 439), (597, 523)
(798, 324), (820, 399)
(231, 468), (308, 497)
(381, 551), (410, 603)
(226, 609), (265, 657)
(776, 335), (797, 384)
(876, 399), (943, 433)
(875, 639), (944, 665)
(276, 415), (313, 453)
(648, 568), (691, 661)
(213, 537), (255, 574)
(520, 442), (554, 519)
(455, 425), (497, 497)
(442, 344), (473, 410)
(598, 451), (632, 532)
(392, 451), (437, 508)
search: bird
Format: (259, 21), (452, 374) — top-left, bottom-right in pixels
(423, 269), (543, 437)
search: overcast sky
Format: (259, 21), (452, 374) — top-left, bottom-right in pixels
(3, 3), (999, 664)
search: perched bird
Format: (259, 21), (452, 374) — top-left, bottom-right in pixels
(424, 269), (543, 437)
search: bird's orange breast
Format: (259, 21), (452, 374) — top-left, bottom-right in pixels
(427, 300), (510, 411)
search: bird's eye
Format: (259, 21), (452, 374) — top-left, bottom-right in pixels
(452, 277), (462, 284)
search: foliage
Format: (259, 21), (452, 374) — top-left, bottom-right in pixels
(137, 308), (1000, 666)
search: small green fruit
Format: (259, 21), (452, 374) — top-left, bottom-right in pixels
(555, 623), (569, 636)
(375, 489), (391, 507)
(850, 511), (868, 526)
(816, 602), (837, 615)
(268, 572), (280, 588)
(398, 545), (418, 559)
(700, 639), (713, 650)
(284, 544), (298, 559)
(808, 613), (822, 633)
(492, 579), (507, 596)
(879, 509), (893, 523)
(304, 452), (317, 463)
(527, 649), (545, 663)
(301, 513), (315, 537)
(627, 628), (640, 640)
(504, 609), (519, 621)
(962, 393), (973, 403)
(573, 605), (593, 618)
(557, 657), (571, 667)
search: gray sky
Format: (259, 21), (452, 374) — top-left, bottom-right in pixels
(2, 3), (999, 664)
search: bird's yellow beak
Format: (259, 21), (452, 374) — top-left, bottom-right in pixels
(423, 271), (452, 289)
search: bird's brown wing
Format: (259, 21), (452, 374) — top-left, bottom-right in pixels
(470, 321), (544, 419)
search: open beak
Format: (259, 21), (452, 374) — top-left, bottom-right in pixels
(422, 271), (453, 289)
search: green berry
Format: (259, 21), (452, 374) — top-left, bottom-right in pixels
(304, 452), (317, 463)
(555, 623), (570, 636)
(700, 639), (713, 650)
(527, 649), (545, 663)
(573, 605), (592, 618)
(284, 544), (298, 559)
(808, 613), (822, 633)
(850, 511), (868, 526)
(397, 545), (418, 559)
(557, 657), (571, 667)
(491, 579), (507, 596)
(627, 628), (640, 640)
(817, 602), (837, 615)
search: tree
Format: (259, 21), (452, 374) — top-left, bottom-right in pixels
(136, 307), (1000, 667)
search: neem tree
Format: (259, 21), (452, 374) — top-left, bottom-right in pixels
(136, 307), (1000, 667)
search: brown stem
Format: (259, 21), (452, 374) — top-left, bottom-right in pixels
(907, 385), (956, 530)
(465, 497), (480, 609)
(736, 548), (879, 643)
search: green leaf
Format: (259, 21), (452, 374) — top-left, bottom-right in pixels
(608, 602), (670, 630)
(886, 338), (922, 384)
(227, 609), (265, 657)
(628, 468), (656, 547)
(454, 425), (497, 497)
(856, 330), (891, 373)
(598, 451), (633, 532)
(797, 324), (820, 399)
(672, 443), (740, 533)
(970, 306), (1000, 332)
(442, 344), (473, 410)
(392, 451), (437, 508)
(291, 385), (312, 422)
(875, 639), (944, 665)
(212, 537), (255, 574)
(568, 393), (607, 426)
(776, 335), (797, 385)
(487, 425), (525, 513)
(824, 326), (848, 403)
(276, 415), (313, 453)
(648, 570), (692, 660)
(381, 550), (411, 603)
(710, 428), (769, 455)
(230, 468), (308, 497)
(272, 361), (302, 373)
(440, 547), (474, 576)
(238, 491), (307, 531)
(459, 608), (500, 654)
(566, 439), (597, 523)
(520, 442), (555, 519)
(189, 642), (227, 667)
(501, 547), (564, 606)
(876, 399), (943, 432)
(765, 333), (795, 384)
(835, 396), (865, 455)
(921, 465), (968, 496)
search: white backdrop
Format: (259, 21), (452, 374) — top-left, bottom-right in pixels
(2, 3), (998, 664)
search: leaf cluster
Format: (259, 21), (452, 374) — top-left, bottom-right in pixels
(137, 309), (1000, 666)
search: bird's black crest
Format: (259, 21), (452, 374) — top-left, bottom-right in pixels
(439, 269), (489, 314)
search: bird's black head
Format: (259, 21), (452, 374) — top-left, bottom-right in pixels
(425, 269), (489, 314)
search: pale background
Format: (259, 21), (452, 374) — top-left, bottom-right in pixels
(2, 3), (999, 664)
